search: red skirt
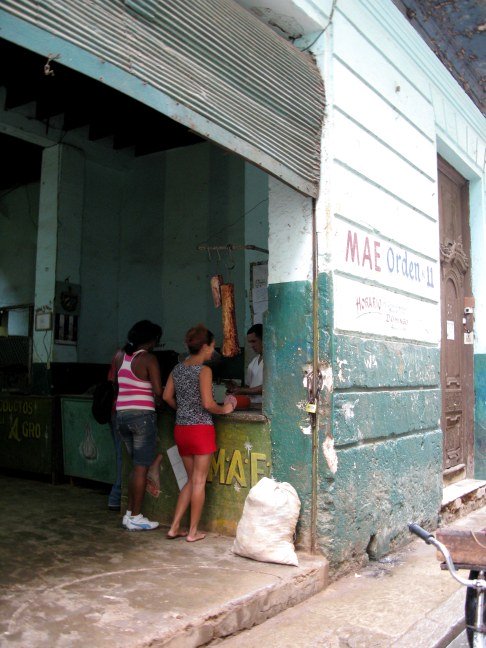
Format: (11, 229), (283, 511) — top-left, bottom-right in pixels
(174, 424), (217, 456)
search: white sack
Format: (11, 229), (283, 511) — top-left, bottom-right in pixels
(232, 477), (301, 566)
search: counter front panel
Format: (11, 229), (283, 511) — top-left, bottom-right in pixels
(61, 397), (116, 484)
(126, 410), (271, 535)
(0, 395), (59, 477)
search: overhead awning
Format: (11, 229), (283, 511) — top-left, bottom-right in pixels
(1, 0), (324, 197)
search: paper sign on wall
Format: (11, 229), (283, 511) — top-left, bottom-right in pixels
(446, 320), (455, 341)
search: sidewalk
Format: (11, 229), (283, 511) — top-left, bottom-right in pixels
(1, 473), (484, 648)
(218, 506), (486, 648)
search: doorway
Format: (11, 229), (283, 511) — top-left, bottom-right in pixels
(438, 157), (474, 483)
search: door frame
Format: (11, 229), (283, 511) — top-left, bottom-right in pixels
(438, 155), (475, 479)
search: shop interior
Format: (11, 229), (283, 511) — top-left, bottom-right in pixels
(0, 39), (269, 401)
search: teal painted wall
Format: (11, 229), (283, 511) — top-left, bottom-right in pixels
(264, 280), (314, 541)
(79, 142), (249, 361)
(1, 140), (266, 394)
(323, 331), (442, 569)
(0, 182), (39, 305)
(475, 354), (486, 479)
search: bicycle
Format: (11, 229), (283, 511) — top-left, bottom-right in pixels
(409, 523), (486, 648)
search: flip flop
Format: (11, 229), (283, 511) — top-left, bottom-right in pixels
(186, 534), (206, 543)
(145, 477), (160, 498)
(166, 532), (188, 539)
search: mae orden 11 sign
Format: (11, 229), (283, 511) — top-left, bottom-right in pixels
(333, 221), (440, 343)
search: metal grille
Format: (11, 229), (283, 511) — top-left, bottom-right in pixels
(1, 0), (324, 196)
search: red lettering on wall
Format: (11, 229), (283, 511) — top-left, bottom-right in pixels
(374, 241), (381, 272)
(346, 230), (359, 263)
(362, 237), (372, 268)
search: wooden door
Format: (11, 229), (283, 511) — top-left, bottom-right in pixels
(438, 157), (474, 481)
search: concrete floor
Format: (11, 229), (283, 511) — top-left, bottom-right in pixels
(0, 474), (326, 647)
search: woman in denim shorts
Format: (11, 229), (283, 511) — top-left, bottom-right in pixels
(115, 320), (162, 531)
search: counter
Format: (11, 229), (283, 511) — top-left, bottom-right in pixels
(126, 408), (271, 535)
(0, 394), (61, 481)
(60, 396), (116, 483)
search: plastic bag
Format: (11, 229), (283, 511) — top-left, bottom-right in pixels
(232, 477), (301, 566)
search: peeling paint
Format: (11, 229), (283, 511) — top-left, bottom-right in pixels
(336, 358), (348, 382)
(342, 399), (359, 419)
(322, 436), (338, 474)
(300, 425), (312, 435)
(321, 365), (333, 391)
(296, 400), (308, 412)
(364, 353), (378, 369)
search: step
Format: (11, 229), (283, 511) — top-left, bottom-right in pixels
(441, 478), (486, 524)
(160, 553), (329, 647)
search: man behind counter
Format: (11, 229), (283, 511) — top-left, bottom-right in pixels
(227, 324), (263, 404)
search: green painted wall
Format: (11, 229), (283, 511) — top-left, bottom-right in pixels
(324, 331), (442, 569)
(475, 353), (486, 479)
(265, 279), (314, 542)
(0, 182), (39, 306)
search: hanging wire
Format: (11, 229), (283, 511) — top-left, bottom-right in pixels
(301, 0), (337, 52)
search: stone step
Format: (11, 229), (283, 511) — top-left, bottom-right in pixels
(161, 554), (329, 647)
(440, 478), (486, 525)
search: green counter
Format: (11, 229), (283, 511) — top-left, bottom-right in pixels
(61, 396), (116, 484)
(124, 409), (271, 535)
(0, 394), (60, 480)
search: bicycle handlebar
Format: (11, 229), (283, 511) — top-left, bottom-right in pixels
(408, 523), (434, 544)
(408, 522), (486, 592)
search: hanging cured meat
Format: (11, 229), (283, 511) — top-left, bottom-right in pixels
(210, 275), (223, 308)
(221, 283), (240, 357)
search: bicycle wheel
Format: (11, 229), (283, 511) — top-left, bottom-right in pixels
(465, 570), (486, 648)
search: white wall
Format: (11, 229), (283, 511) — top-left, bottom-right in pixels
(299, 0), (485, 347)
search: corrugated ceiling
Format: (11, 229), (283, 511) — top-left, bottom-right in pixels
(1, 0), (325, 196)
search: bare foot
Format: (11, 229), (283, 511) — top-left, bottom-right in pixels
(186, 532), (206, 542)
(166, 531), (188, 539)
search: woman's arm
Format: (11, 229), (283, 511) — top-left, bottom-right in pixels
(229, 384), (262, 396)
(163, 373), (177, 410)
(200, 366), (235, 415)
(108, 350), (123, 381)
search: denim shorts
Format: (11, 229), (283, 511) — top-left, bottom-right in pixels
(115, 410), (157, 467)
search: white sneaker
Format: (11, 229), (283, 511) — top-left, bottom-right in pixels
(126, 514), (159, 531)
(122, 511), (132, 528)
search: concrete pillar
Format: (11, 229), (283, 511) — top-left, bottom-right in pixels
(53, 145), (84, 363)
(33, 144), (84, 391)
(264, 176), (314, 546)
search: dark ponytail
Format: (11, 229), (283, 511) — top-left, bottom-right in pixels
(123, 320), (162, 354)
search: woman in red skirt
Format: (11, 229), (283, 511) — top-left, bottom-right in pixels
(163, 324), (236, 542)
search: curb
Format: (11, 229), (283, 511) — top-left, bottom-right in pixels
(145, 556), (328, 647)
(391, 589), (465, 648)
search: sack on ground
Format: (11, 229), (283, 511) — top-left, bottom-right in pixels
(232, 477), (301, 566)
(91, 380), (116, 424)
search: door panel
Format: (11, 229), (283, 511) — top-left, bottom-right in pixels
(438, 157), (474, 479)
